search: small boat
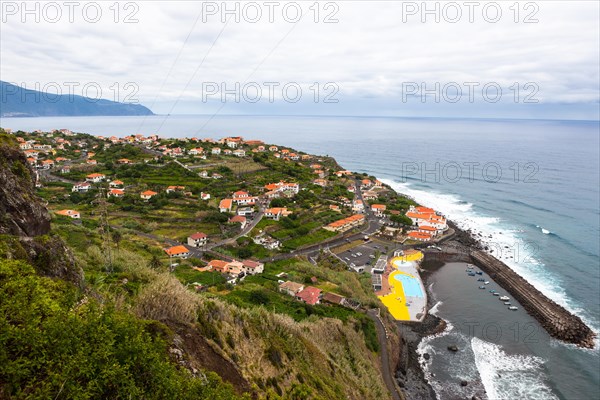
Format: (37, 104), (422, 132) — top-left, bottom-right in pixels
(484, 281), (490, 284)
(508, 306), (518, 310)
(479, 286), (486, 289)
(504, 302), (511, 305)
(476, 271), (483, 275)
(499, 296), (509, 301)
(493, 293), (500, 296)
(468, 273), (476, 276)
(489, 290), (496, 293)
(477, 278), (485, 282)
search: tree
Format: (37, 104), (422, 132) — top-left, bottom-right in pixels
(148, 254), (163, 270)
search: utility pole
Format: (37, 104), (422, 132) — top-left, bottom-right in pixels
(95, 186), (113, 273)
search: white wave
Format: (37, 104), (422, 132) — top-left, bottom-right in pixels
(541, 228), (550, 234)
(429, 300), (443, 315)
(380, 178), (599, 334)
(471, 337), (558, 400)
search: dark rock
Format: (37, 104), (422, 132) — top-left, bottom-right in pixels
(460, 380), (468, 386)
(423, 353), (430, 360)
(447, 345), (459, 352)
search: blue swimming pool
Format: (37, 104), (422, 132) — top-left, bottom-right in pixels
(394, 274), (424, 298)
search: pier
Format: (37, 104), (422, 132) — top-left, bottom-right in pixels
(470, 251), (596, 349)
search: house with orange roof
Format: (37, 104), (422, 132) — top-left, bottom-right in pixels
(232, 191), (257, 206)
(86, 159), (97, 165)
(211, 147), (222, 155)
(279, 281), (305, 296)
(189, 148), (204, 155)
(265, 207), (291, 221)
(289, 153), (299, 160)
(108, 189), (124, 198)
(164, 245), (190, 258)
(310, 163), (322, 169)
(109, 180), (124, 188)
(313, 178), (327, 187)
(296, 286), (322, 305)
(352, 199), (364, 213)
(219, 198), (233, 212)
(371, 204), (386, 216)
(166, 185), (185, 194)
(26, 157), (37, 166)
(228, 215), (247, 229)
(407, 231), (432, 242)
(233, 149), (246, 157)
(55, 209), (80, 219)
(269, 145), (278, 152)
(335, 170), (352, 177)
(24, 149), (39, 158)
(363, 191), (377, 200)
(117, 158), (132, 164)
(418, 225), (438, 236)
(314, 169), (325, 178)
(140, 190), (158, 200)
(55, 157), (68, 163)
(187, 232), (208, 247)
(264, 181), (300, 195)
(301, 154), (312, 161)
(200, 192), (211, 200)
(360, 179), (372, 189)
(85, 173), (105, 183)
(41, 159), (54, 169)
(324, 214), (365, 232)
(329, 204), (341, 212)
(223, 149), (232, 155)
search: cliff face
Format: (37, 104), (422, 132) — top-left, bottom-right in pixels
(0, 132), (82, 286)
(0, 136), (51, 236)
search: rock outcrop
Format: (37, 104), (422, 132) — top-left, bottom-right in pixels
(0, 134), (51, 236)
(0, 132), (82, 286)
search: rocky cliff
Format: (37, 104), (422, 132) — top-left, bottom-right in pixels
(0, 131), (82, 286)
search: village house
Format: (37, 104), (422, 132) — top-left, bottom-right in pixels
(211, 147), (222, 155)
(228, 215), (247, 229)
(296, 286), (322, 305)
(329, 204), (341, 212)
(41, 159), (54, 169)
(335, 170), (352, 177)
(189, 148), (204, 156)
(324, 214), (365, 232)
(237, 207), (254, 217)
(360, 179), (372, 189)
(269, 145), (278, 152)
(108, 189), (125, 198)
(164, 245), (190, 258)
(86, 159), (97, 165)
(225, 137), (243, 148)
(264, 207), (291, 221)
(223, 149), (232, 155)
(187, 232), (208, 247)
(352, 199), (364, 213)
(279, 281), (305, 296)
(55, 209), (80, 219)
(200, 192), (211, 200)
(233, 149), (246, 157)
(72, 182), (91, 192)
(109, 180), (124, 188)
(199, 170), (209, 178)
(253, 234), (280, 250)
(313, 178), (327, 187)
(219, 198), (233, 212)
(264, 181), (300, 195)
(85, 173), (105, 183)
(314, 169), (325, 179)
(117, 158), (132, 164)
(362, 191), (378, 200)
(371, 204), (386, 217)
(232, 191), (257, 205)
(166, 185), (185, 194)
(140, 190), (158, 200)
(60, 165), (71, 174)
(407, 231), (432, 242)
(212, 173), (223, 179)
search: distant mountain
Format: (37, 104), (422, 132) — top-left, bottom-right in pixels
(0, 81), (154, 117)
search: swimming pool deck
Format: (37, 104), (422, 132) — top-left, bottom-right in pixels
(376, 252), (427, 322)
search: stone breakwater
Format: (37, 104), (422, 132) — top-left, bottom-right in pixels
(470, 250), (596, 349)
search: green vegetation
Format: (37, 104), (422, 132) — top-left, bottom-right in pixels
(0, 259), (243, 400)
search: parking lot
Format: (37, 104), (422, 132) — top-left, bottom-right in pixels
(335, 241), (386, 272)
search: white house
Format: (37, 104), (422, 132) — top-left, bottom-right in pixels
(85, 173), (105, 183)
(187, 232), (208, 247)
(211, 148), (222, 155)
(72, 182), (92, 192)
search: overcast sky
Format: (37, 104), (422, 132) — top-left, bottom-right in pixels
(1, 1), (599, 119)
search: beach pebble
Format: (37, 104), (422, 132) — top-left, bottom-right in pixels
(447, 345), (459, 352)
(423, 353), (430, 360)
(461, 380), (468, 387)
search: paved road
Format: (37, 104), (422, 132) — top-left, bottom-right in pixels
(367, 308), (402, 400)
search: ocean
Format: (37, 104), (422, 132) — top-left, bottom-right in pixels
(1, 114), (599, 399)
